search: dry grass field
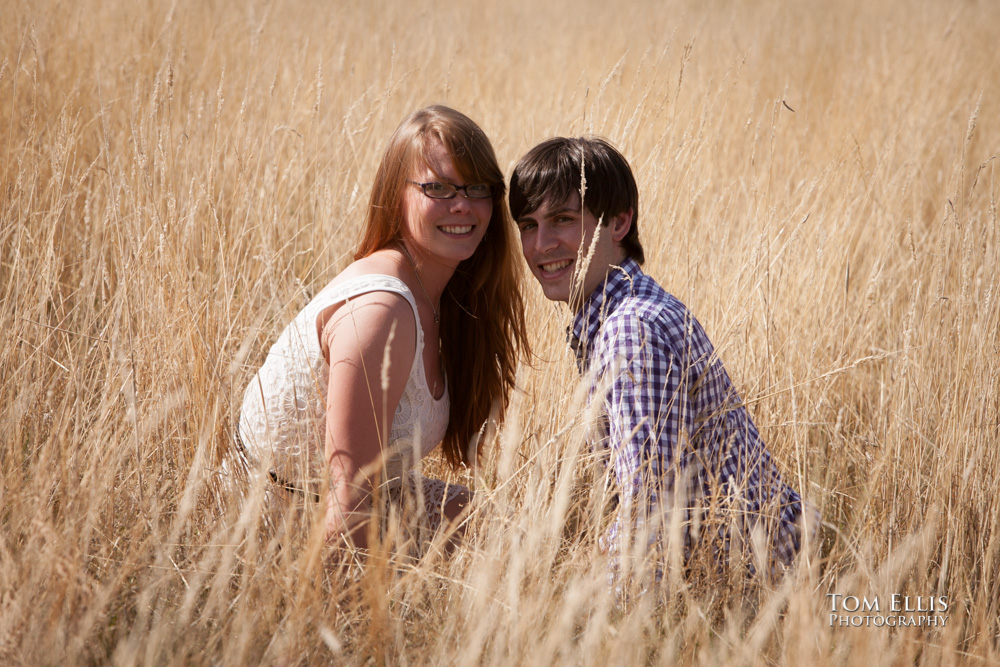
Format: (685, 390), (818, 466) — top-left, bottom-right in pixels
(2, 0), (998, 663)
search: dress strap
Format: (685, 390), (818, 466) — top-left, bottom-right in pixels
(312, 274), (423, 348)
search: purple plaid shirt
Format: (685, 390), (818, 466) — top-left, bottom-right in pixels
(570, 258), (809, 573)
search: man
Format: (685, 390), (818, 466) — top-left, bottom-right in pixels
(509, 137), (813, 583)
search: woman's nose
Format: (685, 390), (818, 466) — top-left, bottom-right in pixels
(449, 195), (472, 213)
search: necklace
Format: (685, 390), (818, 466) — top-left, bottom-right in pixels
(400, 245), (440, 324)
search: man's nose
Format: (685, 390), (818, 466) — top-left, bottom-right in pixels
(535, 224), (559, 252)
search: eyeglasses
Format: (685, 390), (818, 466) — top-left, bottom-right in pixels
(408, 180), (493, 200)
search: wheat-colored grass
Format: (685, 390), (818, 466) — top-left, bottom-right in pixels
(2, 0), (998, 664)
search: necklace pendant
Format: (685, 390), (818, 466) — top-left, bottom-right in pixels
(400, 244), (441, 326)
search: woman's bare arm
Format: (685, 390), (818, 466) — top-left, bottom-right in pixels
(320, 291), (417, 549)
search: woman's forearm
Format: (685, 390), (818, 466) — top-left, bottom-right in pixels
(324, 477), (374, 549)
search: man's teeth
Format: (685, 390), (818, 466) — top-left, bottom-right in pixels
(541, 260), (572, 272)
(440, 225), (473, 234)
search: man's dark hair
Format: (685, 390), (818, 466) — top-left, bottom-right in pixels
(509, 136), (644, 264)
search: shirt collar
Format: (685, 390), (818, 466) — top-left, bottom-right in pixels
(568, 257), (643, 368)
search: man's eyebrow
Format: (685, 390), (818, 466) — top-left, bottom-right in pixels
(546, 205), (580, 217)
(517, 205), (580, 222)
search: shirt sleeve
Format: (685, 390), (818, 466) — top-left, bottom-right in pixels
(596, 313), (696, 543)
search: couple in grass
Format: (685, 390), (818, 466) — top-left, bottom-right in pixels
(237, 105), (814, 587)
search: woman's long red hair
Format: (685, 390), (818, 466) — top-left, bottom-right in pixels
(355, 105), (529, 468)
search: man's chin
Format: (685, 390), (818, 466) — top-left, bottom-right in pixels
(539, 285), (570, 303)
(530, 272), (573, 303)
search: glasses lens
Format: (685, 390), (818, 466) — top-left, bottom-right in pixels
(422, 182), (456, 199)
(465, 184), (493, 199)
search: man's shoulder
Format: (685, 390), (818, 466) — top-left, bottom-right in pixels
(605, 273), (688, 326)
(595, 273), (695, 348)
(588, 272), (722, 377)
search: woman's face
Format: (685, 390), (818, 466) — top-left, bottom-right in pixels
(401, 138), (492, 269)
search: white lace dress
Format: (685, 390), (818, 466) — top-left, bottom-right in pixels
(237, 274), (467, 532)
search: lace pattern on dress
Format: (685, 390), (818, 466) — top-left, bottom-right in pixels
(237, 273), (450, 497)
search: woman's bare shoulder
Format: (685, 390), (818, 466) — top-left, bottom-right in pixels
(321, 290), (417, 374)
(323, 289), (415, 343)
(316, 250), (412, 337)
(328, 250), (404, 286)
(318, 251), (417, 361)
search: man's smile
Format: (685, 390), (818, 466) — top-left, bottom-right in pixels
(539, 258), (573, 275)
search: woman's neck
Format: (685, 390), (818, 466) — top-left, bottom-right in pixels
(398, 241), (453, 303)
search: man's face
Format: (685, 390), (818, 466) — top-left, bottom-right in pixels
(516, 191), (631, 306)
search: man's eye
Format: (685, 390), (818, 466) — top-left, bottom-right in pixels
(518, 222), (536, 232)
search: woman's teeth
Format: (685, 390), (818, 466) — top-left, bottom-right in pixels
(440, 225), (473, 234)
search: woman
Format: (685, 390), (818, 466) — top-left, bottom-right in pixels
(237, 105), (528, 548)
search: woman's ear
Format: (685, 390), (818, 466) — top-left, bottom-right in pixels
(610, 208), (634, 242)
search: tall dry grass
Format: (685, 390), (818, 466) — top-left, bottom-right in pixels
(2, 0), (998, 663)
